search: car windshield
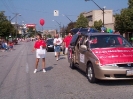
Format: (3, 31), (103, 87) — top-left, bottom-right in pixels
(47, 39), (54, 45)
(88, 35), (132, 48)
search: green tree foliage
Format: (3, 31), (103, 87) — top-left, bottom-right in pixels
(75, 14), (88, 28)
(115, 0), (133, 34)
(93, 19), (102, 31)
(128, 0), (133, 8)
(47, 34), (52, 38)
(0, 12), (15, 37)
(66, 22), (76, 33)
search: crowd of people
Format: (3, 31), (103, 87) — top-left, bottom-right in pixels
(32, 32), (73, 73)
(53, 33), (72, 61)
(0, 39), (14, 52)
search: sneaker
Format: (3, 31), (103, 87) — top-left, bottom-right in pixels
(34, 69), (37, 73)
(56, 58), (59, 61)
(43, 69), (46, 73)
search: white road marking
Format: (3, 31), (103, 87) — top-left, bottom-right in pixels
(26, 63), (29, 73)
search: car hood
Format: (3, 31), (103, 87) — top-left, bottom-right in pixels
(91, 47), (133, 65)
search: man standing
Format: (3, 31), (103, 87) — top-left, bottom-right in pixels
(64, 33), (72, 55)
(53, 34), (62, 61)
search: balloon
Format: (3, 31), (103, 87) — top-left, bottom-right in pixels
(40, 19), (45, 26)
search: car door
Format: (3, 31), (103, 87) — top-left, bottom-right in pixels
(75, 36), (85, 65)
(78, 36), (88, 71)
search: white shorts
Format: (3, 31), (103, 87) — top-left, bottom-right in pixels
(36, 49), (46, 58)
(65, 48), (68, 54)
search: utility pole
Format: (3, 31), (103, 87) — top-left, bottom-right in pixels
(13, 13), (21, 38)
(62, 14), (73, 23)
(85, 0), (105, 27)
(52, 20), (62, 37)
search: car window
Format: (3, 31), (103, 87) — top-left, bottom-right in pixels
(89, 35), (132, 48)
(79, 36), (85, 45)
(47, 39), (54, 45)
(70, 34), (78, 46)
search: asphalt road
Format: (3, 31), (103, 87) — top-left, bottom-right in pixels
(0, 41), (133, 99)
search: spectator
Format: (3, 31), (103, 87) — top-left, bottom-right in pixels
(64, 33), (72, 55)
(53, 34), (62, 61)
(62, 35), (67, 55)
(8, 42), (14, 50)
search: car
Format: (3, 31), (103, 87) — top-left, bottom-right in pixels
(67, 28), (133, 83)
(12, 39), (18, 45)
(46, 38), (54, 52)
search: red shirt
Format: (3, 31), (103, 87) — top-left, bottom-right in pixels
(34, 40), (46, 49)
(64, 36), (72, 48)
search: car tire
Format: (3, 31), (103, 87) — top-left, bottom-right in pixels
(86, 63), (97, 83)
(47, 48), (49, 52)
(70, 60), (75, 69)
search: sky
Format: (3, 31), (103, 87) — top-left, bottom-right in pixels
(0, 0), (128, 31)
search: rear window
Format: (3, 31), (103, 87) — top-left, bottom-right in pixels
(47, 39), (54, 45)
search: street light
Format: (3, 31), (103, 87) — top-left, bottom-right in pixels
(62, 14), (73, 23)
(12, 13), (21, 38)
(85, 0), (105, 27)
(10, 13), (21, 21)
(52, 20), (62, 37)
(52, 20), (61, 26)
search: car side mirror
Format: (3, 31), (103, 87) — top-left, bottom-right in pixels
(81, 45), (87, 50)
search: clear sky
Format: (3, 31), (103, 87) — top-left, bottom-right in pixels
(0, 0), (128, 31)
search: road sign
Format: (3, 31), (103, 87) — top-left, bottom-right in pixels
(54, 10), (59, 16)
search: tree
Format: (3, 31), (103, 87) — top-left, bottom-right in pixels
(93, 19), (102, 31)
(114, 0), (133, 34)
(75, 14), (88, 28)
(66, 22), (76, 33)
(47, 34), (52, 38)
(115, 8), (133, 34)
(0, 12), (15, 37)
(128, 0), (133, 8)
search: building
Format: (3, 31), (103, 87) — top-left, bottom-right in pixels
(11, 22), (24, 35)
(43, 29), (57, 38)
(82, 10), (115, 30)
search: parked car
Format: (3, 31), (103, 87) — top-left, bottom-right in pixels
(46, 38), (54, 52)
(67, 29), (133, 83)
(12, 39), (18, 45)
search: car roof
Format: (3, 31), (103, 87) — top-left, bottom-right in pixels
(82, 32), (120, 36)
(71, 28), (98, 34)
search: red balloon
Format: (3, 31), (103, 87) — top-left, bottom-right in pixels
(40, 19), (45, 26)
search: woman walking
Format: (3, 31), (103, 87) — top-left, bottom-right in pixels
(33, 33), (46, 73)
(53, 34), (62, 61)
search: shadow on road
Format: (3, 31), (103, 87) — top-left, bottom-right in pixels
(59, 57), (66, 60)
(74, 67), (133, 86)
(45, 66), (53, 71)
(97, 80), (133, 86)
(38, 66), (53, 72)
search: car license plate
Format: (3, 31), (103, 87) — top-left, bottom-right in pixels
(48, 45), (53, 47)
(126, 70), (133, 76)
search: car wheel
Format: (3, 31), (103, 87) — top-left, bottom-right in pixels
(47, 48), (49, 52)
(70, 60), (75, 69)
(86, 63), (97, 83)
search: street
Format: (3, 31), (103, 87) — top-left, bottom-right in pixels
(0, 42), (133, 99)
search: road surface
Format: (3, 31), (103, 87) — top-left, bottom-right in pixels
(0, 41), (133, 99)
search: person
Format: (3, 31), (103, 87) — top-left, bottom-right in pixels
(8, 41), (14, 50)
(62, 35), (67, 55)
(32, 33), (46, 73)
(53, 34), (62, 61)
(54, 35), (57, 57)
(64, 33), (72, 55)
